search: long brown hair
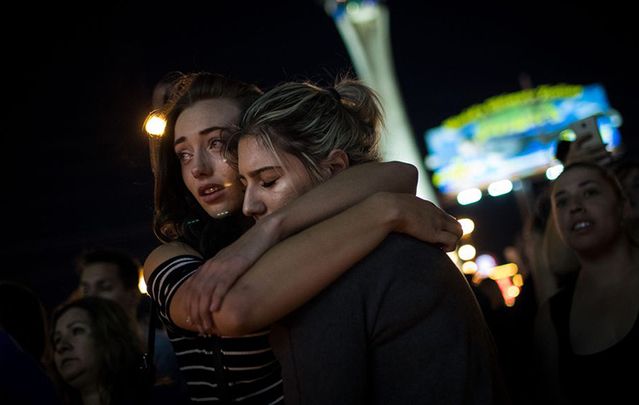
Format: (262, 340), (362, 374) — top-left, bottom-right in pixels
(151, 72), (262, 256)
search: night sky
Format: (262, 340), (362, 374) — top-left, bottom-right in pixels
(6, 0), (637, 310)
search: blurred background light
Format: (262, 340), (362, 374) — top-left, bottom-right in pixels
(144, 113), (167, 137)
(476, 254), (497, 277)
(458, 244), (477, 261)
(461, 260), (478, 274)
(546, 164), (564, 180)
(138, 269), (147, 295)
(457, 188), (482, 205)
(487, 179), (513, 197)
(457, 218), (475, 236)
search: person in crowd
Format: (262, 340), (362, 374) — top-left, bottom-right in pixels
(50, 296), (152, 405)
(219, 78), (507, 403)
(74, 248), (187, 400)
(527, 186), (580, 307)
(613, 156), (639, 242)
(534, 161), (639, 404)
(0, 281), (49, 363)
(143, 72), (463, 403)
(535, 133), (635, 306)
(0, 281), (62, 404)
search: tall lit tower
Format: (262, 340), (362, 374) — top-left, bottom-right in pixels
(324, 0), (437, 202)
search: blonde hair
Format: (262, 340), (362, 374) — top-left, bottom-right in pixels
(228, 77), (384, 183)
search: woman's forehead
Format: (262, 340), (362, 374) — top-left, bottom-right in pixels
(176, 99), (240, 135)
(239, 136), (287, 171)
(559, 165), (600, 180)
(56, 307), (90, 327)
(552, 166), (613, 194)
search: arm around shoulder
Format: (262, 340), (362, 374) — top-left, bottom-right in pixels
(269, 161), (418, 241)
(212, 191), (460, 336)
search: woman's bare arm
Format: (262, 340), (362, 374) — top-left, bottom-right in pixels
(145, 162), (420, 333)
(212, 192), (461, 336)
(183, 161), (421, 328)
(143, 242), (204, 332)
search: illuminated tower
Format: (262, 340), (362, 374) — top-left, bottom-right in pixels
(324, 0), (437, 202)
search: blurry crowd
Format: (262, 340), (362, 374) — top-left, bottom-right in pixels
(1, 248), (190, 404)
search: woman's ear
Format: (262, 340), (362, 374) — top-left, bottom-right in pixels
(321, 149), (350, 177)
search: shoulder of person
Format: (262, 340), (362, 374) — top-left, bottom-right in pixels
(357, 233), (453, 281)
(379, 233), (447, 259)
(143, 241), (202, 279)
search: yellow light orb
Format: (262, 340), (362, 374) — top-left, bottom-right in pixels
(145, 114), (167, 137)
(457, 218), (475, 236)
(138, 269), (148, 295)
(458, 244), (476, 261)
(461, 261), (478, 274)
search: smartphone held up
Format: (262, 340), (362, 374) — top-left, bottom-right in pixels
(557, 115), (613, 166)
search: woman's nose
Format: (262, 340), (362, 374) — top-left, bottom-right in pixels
(243, 188), (266, 219)
(56, 337), (72, 354)
(569, 198), (584, 214)
(191, 153), (213, 178)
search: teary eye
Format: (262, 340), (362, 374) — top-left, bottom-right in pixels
(208, 138), (225, 151)
(176, 150), (193, 163)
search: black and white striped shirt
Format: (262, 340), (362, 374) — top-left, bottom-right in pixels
(148, 255), (284, 404)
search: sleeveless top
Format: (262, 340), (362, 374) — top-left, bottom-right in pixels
(549, 278), (639, 404)
(147, 255), (284, 404)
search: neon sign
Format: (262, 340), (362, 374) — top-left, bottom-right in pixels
(424, 83), (621, 196)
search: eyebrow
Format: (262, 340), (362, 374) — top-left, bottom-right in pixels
(174, 126), (231, 146)
(239, 166), (282, 182)
(553, 179), (599, 198)
(54, 320), (89, 336)
(67, 320), (88, 328)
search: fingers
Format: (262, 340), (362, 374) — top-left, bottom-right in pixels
(207, 255), (252, 312)
(190, 291), (206, 336)
(184, 272), (209, 335)
(183, 278), (193, 328)
(180, 251), (253, 335)
(203, 262), (231, 313)
(210, 276), (230, 313)
(197, 287), (214, 334)
(185, 281), (204, 335)
(587, 146), (610, 157)
(449, 216), (463, 239)
(438, 230), (461, 252)
(189, 268), (215, 335)
(567, 143), (610, 165)
(573, 133), (593, 146)
(439, 216), (462, 251)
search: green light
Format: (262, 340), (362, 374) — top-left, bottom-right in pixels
(558, 128), (576, 142)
